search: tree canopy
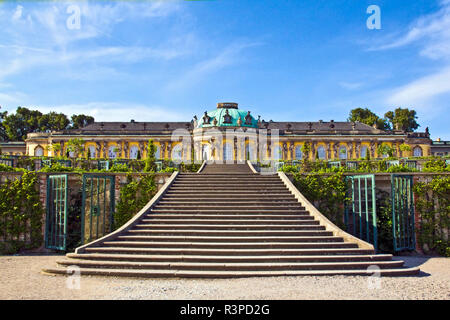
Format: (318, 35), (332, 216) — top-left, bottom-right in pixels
(348, 107), (419, 132)
(384, 108), (419, 132)
(0, 106), (95, 141)
(347, 107), (389, 130)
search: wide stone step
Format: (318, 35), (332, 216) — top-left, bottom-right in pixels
(133, 224), (325, 230)
(42, 266), (420, 278)
(152, 205), (306, 211)
(116, 235), (344, 243)
(175, 179), (282, 183)
(140, 219), (319, 225)
(162, 194), (296, 199)
(143, 214), (314, 220)
(84, 246), (364, 256)
(157, 200), (303, 205)
(165, 191), (293, 195)
(102, 241), (351, 249)
(169, 187), (288, 191)
(126, 229), (332, 237)
(172, 180), (286, 188)
(150, 209), (309, 214)
(55, 259), (404, 271)
(66, 253), (389, 263)
(146, 212), (310, 218)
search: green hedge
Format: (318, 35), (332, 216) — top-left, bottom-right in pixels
(113, 174), (157, 229)
(0, 172), (44, 254)
(414, 175), (450, 256)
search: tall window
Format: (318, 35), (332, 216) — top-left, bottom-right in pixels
(339, 146), (347, 159)
(129, 146), (139, 159)
(245, 143), (256, 161)
(89, 146), (96, 158)
(108, 146), (117, 159)
(223, 143), (233, 161)
(360, 146), (368, 158)
(172, 144), (182, 161)
(317, 146), (326, 159)
(155, 146), (161, 159)
(295, 146), (302, 159)
(413, 146), (423, 157)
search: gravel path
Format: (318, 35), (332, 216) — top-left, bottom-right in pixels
(0, 254), (448, 300)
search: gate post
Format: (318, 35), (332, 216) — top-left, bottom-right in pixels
(412, 175), (423, 253)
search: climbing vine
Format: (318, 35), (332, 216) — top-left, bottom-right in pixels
(0, 171), (44, 254)
(413, 175), (450, 256)
(114, 173), (157, 229)
(291, 171), (349, 228)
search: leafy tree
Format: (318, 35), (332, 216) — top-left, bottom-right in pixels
(71, 114), (94, 129)
(377, 143), (394, 158)
(2, 107), (42, 141)
(67, 138), (85, 158)
(399, 143), (411, 157)
(38, 112), (69, 132)
(348, 107), (389, 130)
(0, 110), (8, 141)
(51, 143), (62, 157)
(301, 142), (311, 160)
(144, 140), (157, 172)
(384, 108), (419, 132)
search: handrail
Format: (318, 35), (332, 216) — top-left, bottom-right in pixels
(246, 160), (258, 173)
(75, 171), (179, 253)
(197, 160), (207, 173)
(278, 171), (374, 250)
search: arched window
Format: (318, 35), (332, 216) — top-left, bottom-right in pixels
(339, 146), (347, 159)
(295, 146), (302, 159)
(155, 146), (161, 159)
(172, 144), (182, 161)
(317, 146), (326, 159)
(413, 146), (423, 157)
(108, 145), (117, 159)
(34, 146), (44, 157)
(223, 143), (233, 161)
(272, 145), (282, 160)
(360, 146), (368, 159)
(129, 146), (139, 159)
(88, 146), (96, 158)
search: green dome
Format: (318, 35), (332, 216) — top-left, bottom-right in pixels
(197, 103), (258, 129)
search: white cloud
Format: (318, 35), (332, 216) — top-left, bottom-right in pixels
(369, 0), (450, 61)
(0, 1), (187, 81)
(0, 91), (28, 106)
(368, 0), (450, 115)
(387, 66), (450, 110)
(12, 5), (23, 21)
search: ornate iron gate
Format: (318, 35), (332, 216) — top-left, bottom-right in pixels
(81, 175), (115, 244)
(345, 174), (377, 249)
(45, 174), (68, 250)
(391, 174), (416, 251)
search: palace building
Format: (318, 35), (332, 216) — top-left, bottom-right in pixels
(25, 102), (432, 161)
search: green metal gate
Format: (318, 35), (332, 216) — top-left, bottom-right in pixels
(81, 174), (115, 244)
(45, 175), (68, 250)
(391, 174), (416, 251)
(345, 174), (377, 249)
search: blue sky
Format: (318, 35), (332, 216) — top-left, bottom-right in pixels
(0, 0), (449, 139)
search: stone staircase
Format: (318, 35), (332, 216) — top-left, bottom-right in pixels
(43, 163), (420, 277)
